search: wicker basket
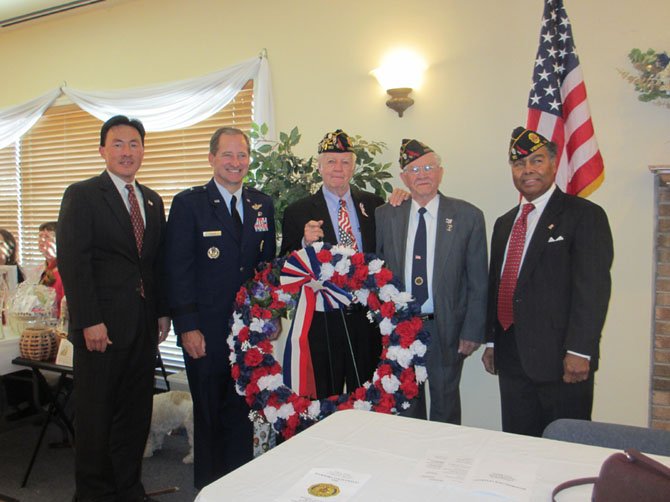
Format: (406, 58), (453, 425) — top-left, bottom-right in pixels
(19, 327), (57, 361)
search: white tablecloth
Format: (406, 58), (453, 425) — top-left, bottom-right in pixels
(0, 333), (20, 375)
(196, 409), (670, 502)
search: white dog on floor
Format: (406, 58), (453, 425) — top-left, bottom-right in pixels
(144, 390), (194, 464)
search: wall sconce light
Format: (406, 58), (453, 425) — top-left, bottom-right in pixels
(371, 49), (427, 117)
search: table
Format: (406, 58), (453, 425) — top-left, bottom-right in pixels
(11, 357), (74, 487)
(0, 334), (21, 375)
(196, 409), (670, 501)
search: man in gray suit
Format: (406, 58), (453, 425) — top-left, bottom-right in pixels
(376, 139), (487, 424)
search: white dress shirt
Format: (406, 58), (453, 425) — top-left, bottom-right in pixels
(404, 195), (439, 314)
(214, 180), (244, 221)
(107, 170), (146, 224)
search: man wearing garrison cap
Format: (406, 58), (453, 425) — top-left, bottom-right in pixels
(280, 129), (388, 398)
(376, 139), (488, 424)
(482, 126), (613, 437)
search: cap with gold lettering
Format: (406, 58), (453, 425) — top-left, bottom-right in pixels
(509, 126), (550, 161)
(318, 129), (354, 153)
(399, 139), (434, 168)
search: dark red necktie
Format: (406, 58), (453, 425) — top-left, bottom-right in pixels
(497, 203), (535, 330)
(125, 184), (145, 255)
(126, 184), (145, 297)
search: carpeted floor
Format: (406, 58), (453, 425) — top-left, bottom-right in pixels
(0, 416), (199, 502)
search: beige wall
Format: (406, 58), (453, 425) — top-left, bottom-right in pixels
(2, 0), (668, 429)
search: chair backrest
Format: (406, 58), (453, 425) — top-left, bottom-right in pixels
(542, 419), (670, 456)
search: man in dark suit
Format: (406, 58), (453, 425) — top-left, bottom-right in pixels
(280, 129), (384, 399)
(482, 126), (613, 437)
(58, 115), (170, 502)
(376, 139), (488, 424)
(165, 127), (276, 489)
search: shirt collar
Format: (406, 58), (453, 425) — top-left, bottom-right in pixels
(521, 183), (556, 212)
(214, 180), (242, 206)
(411, 193), (440, 218)
(322, 184), (352, 205)
(107, 169), (136, 191)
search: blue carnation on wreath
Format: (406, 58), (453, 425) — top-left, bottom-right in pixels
(227, 242), (430, 439)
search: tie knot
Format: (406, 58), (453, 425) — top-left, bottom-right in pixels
(339, 199), (346, 208)
(418, 207), (427, 216)
(125, 183), (134, 192)
(521, 203), (535, 217)
(231, 195), (237, 206)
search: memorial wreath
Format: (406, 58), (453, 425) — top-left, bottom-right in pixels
(227, 242), (429, 439)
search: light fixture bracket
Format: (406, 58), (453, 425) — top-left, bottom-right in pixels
(386, 88), (414, 117)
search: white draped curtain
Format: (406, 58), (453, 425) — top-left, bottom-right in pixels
(0, 54), (275, 150)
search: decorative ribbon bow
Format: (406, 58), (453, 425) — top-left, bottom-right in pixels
(281, 246), (353, 398)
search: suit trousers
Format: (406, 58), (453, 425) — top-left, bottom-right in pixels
(73, 300), (155, 502)
(308, 308), (381, 399)
(184, 343), (253, 489)
(399, 319), (464, 424)
(496, 325), (594, 437)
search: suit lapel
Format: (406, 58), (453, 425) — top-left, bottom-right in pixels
(138, 183), (158, 257)
(493, 209), (516, 276)
(313, 188), (337, 243)
(98, 171), (137, 257)
(205, 179), (239, 243)
(351, 187), (374, 251)
(517, 189), (565, 288)
(393, 201), (411, 275)
(432, 194), (456, 290)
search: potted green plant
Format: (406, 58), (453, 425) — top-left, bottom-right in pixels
(246, 124), (394, 232)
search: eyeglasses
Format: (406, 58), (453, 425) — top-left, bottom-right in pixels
(403, 164), (439, 175)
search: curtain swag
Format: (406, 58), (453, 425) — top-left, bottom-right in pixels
(0, 54), (275, 151)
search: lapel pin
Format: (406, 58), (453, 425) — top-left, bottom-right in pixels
(548, 223), (555, 230)
(359, 202), (369, 218)
(445, 218), (453, 232)
(252, 203), (262, 210)
(214, 199), (220, 204)
(147, 200), (154, 207)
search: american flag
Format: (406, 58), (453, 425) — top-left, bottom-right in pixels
(526, 0), (604, 196)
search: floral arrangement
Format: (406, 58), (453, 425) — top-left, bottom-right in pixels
(620, 48), (670, 108)
(227, 242), (429, 439)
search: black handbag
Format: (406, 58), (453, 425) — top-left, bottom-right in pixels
(552, 448), (670, 501)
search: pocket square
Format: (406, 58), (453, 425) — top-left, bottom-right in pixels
(548, 235), (564, 243)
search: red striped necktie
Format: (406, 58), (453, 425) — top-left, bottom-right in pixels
(337, 199), (358, 251)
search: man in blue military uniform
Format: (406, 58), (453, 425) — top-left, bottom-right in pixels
(165, 127), (276, 489)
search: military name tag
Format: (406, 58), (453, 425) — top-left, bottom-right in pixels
(207, 246), (220, 259)
(203, 230), (222, 237)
